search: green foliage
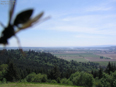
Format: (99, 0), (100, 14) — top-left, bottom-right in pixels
(2, 78), (6, 83)
(0, 81), (1, 84)
(112, 71), (116, 79)
(60, 78), (73, 85)
(95, 81), (103, 87)
(0, 64), (8, 71)
(100, 78), (111, 87)
(0, 64), (8, 80)
(111, 71), (116, 87)
(50, 80), (57, 83)
(113, 80), (116, 87)
(33, 73), (47, 82)
(26, 72), (47, 83)
(70, 72), (94, 87)
(47, 79), (57, 83)
(26, 72), (36, 82)
(5, 61), (21, 81)
(0, 71), (3, 80)
(20, 79), (27, 83)
(1, 49), (116, 87)
(49, 65), (61, 82)
(94, 73), (112, 87)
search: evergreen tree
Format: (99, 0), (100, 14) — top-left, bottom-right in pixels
(48, 65), (61, 82)
(5, 61), (20, 81)
(98, 67), (103, 79)
(105, 62), (112, 74)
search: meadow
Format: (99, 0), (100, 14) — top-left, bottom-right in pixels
(0, 83), (82, 87)
(53, 52), (101, 62)
(51, 48), (116, 66)
(95, 61), (116, 66)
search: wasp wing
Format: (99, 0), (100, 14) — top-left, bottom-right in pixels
(15, 12), (44, 33)
(9, 0), (16, 24)
(14, 9), (33, 26)
(21, 12), (44, 29)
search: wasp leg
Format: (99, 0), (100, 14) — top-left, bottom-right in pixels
(14, 35), (26, 56)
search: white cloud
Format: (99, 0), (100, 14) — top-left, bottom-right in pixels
(75, 34), (110, 39)
(36, 14), (116, 36)
(86, 6), (112, 12)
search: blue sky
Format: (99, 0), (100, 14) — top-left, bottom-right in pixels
(0, 0), (116, 47)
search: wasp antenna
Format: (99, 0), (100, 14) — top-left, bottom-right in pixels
(9, 0), (16, 24)
(0, 22), (5, 28)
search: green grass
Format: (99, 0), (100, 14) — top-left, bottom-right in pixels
(54, 53), (99, 58)
(53, 53), (99, 62)
(0, 83), (82, 87)
(67, 58), (88, 62)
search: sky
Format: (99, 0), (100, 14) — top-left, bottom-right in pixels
(0, 0), (116, 47)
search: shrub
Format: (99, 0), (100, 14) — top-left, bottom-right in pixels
(20, 79), (27, 83)
(113, 80), (116, 87)
(51, 80), (57, 83)
(70, 71), (94, 87)
(60, 78), (73, 85)
(33, 73), (47, 82)
(94, 81), (103, 87)
(26, 72), (36, 82)
(100, 78), (111, 87)
(2, 78), (6, 83)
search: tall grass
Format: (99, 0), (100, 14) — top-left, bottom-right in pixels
(0, 83), (82, 87)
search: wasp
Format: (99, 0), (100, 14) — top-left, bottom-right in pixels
(0, 0), (49, 47)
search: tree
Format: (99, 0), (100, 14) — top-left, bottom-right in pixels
(100, 56), (103, 59)
(0, 64), (8, 80)
(98, 67), (103, 79)
(48, 65), (61, 82)
(105, 62), (112, 74)
(5, 61), (20, 81)
(100, 73), (112, 87)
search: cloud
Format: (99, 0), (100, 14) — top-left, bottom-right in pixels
(25, 0), (116, 40)
(75, 34), (111, 39)
(35, 14), (116, 36)
(85, 6), (112, 12)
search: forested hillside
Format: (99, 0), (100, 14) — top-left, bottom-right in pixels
(0, 49), (116, 87)
(0, 49), (99, 79)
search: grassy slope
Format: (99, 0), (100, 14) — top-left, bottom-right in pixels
(0, 83), (82, 87)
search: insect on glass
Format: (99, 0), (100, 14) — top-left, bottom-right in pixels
(0, 0), (49, 46)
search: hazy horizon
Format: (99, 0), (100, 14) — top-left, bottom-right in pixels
(0, 45), (116, 48)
